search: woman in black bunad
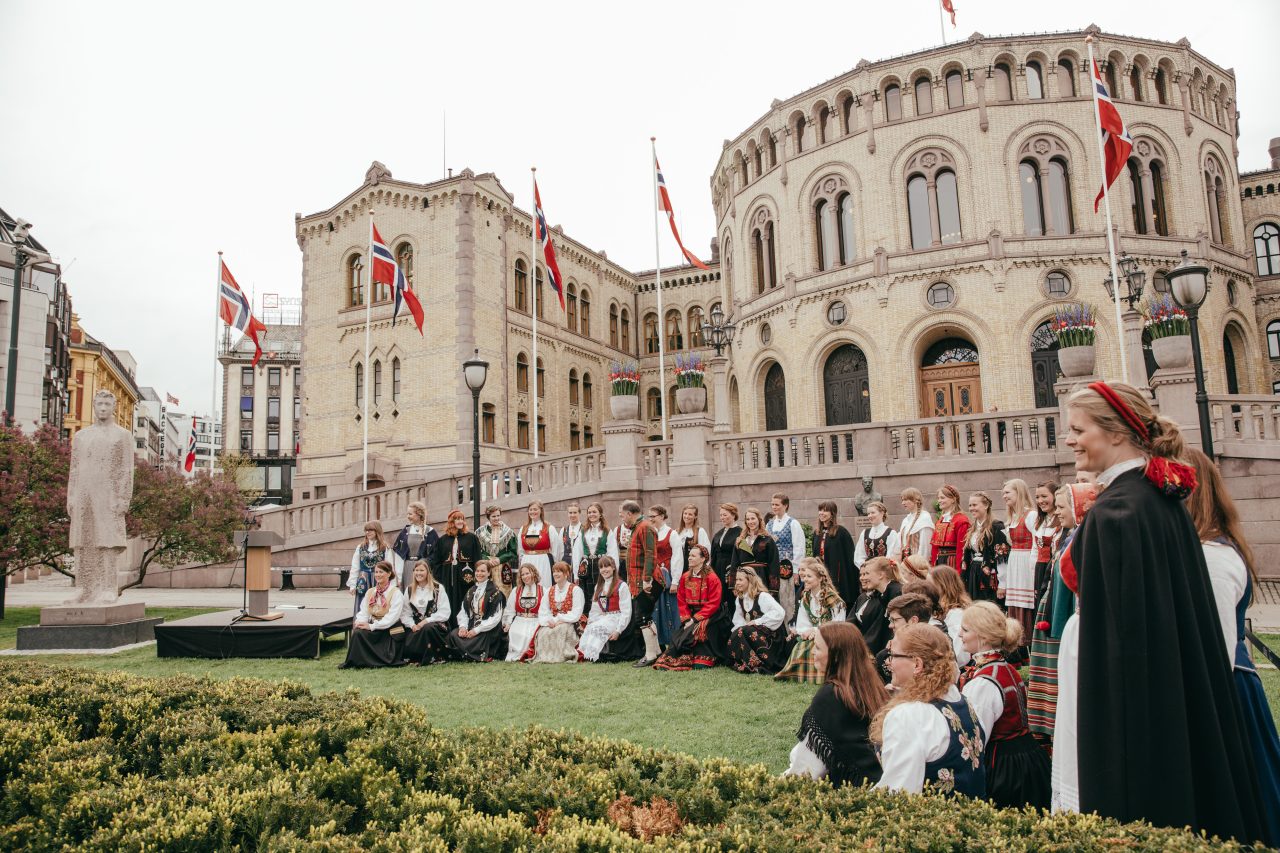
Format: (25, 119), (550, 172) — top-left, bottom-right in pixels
(444, 560), (506, 662)
(401, 560), (451, 666)
(340, 561), (405, 669)
(812, 500), (856, 609)
(785, 621), (890, 787)
(390, 501), (438, 587)
(575, 502), (610, 606)
(961, 492), (1007, 604)
(1062, 380), (1263, 844)
(850, 556), (901, 656)
(432, 509), (481, 628)
(726, 566), (790, 674)
(730, 507), (780, 597)
(709, 503), (742, 586)
(957, 601), (1051, 810)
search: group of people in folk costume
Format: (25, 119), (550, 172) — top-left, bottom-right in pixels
(338, 382), (1280, 847)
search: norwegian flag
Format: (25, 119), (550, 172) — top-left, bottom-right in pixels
(941, 0), (956, 26)
(1091, 59), (1133, 212)
(218, 258), (268, 367)
(165, 393), (179, 406)
(533, 179), (565, 310)
(370, 219), (424, 335)
(183, 417), (197, 473)
(655, 153), (709, 270)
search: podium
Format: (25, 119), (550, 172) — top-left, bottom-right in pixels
(235, 530), (285, 620)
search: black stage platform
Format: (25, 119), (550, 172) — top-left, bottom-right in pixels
(154, 609), (352, 659)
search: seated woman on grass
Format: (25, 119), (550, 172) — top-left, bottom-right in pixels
(529, 561), (584, 663)
(727, 566), (789, 674)
(445, 560), (506, 662)
(340, 560), (405, 669)
(653, 544), (722, 671)
(577, 556), (635, 662)
(775, 557), (845, 683)
(401, 560), (451, 666)
(502, 563), (548, 662)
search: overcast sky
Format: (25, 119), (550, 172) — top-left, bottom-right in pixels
(3, 0), (1277, 413)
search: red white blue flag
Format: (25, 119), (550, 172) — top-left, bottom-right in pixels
(533, 179), (565, 310)
(1091, 59), (1133, 212)
(184, 417), (197, 473)
(655, 154), (709, 270)
(218, 259), (268, 367)
(370, 220), (424, 335)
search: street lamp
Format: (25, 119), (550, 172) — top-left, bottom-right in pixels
(462, 348), (489, 530)
(1101, 252), (1147, 309)
(699, 303), (737, 356)
(1165, 249), (1214, 460)
(5, 219), (51, 427)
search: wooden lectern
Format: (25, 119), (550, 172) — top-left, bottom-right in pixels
(235, 531), (285, 621)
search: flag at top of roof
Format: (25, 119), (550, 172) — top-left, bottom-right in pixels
(534, 179), (565, 310)
(218, 257), (268, 366)
(655, 152), (709, 270)
(370, 220), (425, 335)
(1090, 58), (1133, 212)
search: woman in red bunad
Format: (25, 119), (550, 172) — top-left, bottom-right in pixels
(653, 544), (723, 671)
(929, 484), (970, 570)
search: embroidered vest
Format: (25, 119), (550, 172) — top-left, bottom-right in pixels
(960, 654), (1031, 743)
(1032, 518), (1057, 563)
(514, 584), (544, 618)
(922, 698), (987, 798)
(769, 517), (795, 561)
(862, 526), (891, 559)
(595, 580), (623, 613)
(522, 524), (551, 554)
(409, 584), (440, 622)
(737, 595), (764, 623)
(549, 583), (576, 616)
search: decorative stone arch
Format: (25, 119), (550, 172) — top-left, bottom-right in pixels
(787, 109), (808, 152)
(1130, 53), (1154, 101)
(759, 127), (779, 169)
(810, 98), (833, 146)
(905, 318), (989, 420)
(760, 359), (789, 432)
(746, 138), (761, 179)
(1189, 67), (1205, 115)
(1014, 132), (1077, 236)
(1221, 317), (1252, 394)
(897, 141), (971, 249)
(744, 199), (780, 294)
(800, 165), (862, 270)
(834, 88), (857, 135)
(342, 454), (398, 491)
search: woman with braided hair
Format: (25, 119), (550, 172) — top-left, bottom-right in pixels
(1062, 380), (1263, 844)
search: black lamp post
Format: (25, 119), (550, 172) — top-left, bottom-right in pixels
(699, 303), (737, 356)
(1165, 249), (1214, 461)
(1101, 251), (1147, 310)
(462, 349), (489, 529)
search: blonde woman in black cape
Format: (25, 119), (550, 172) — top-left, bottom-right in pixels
(401, 560), (451, 666)
(445, 560), (506, 662)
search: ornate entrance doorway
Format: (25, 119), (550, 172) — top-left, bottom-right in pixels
(1030, 321), (1060, 408)
(764, 363), (788, 431)
(919, 337), (981, 452)
(824, 344), (871, 425)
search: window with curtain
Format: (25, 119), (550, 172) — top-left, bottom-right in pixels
(688, 307), (705, 348)
(665, 310), (683, 350)
(838, 193), (855, 264)
(646, 388), (662, 419)
(937, 171), (962, 245)
(569, 370), (579, 405)
(1026, 60), (1044, 99)
(348, 255), (364, 307)
(609, 304), (619, 347)
(644, 314), (659, 354)
(908, 175), (932, 250)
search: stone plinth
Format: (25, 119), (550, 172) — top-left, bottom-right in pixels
(40, 602), (144, 626)
(602, 419), (645, 485)
(17, 616), (164, 651)
(1150, 366), (1207, 452)
(669, 414), (714, 479)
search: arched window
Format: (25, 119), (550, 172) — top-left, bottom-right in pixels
(582, 373), (593, 408)
(665, 309), (683, 350)
(646, 387), (663, 420)
(579, 288), (590, 338)
(373, 360), (382, 404)
(905, 150), (963, 249)
(536, 357), (545, 397)
(923, 337), (979, 365)
(537, 416), (546, 452)
(993, 63), (1013, 101)
(535, 266), (545, 318)
(823, 345), (871, 425)
(914, 76), (933, 115)
(514, 259), (528, 312)
(945, 71), (964, 108)
(609, 304), (619, 347)
(1151, 161), (1170, 236)
(354, 362), (363, 407)
(566, 283), (578, 332)
(1267, 320), (1280, 359)
(937, 171), (962, 245)
(621, 308), (631, 352)
(816, 105), (830, 144)
(643, 313), (660, 354)
(1031, 321), (1061, 408)
(1154, 67), (1169, 105)
(1026, 60), (1044, 99)
(1105, 62), (1120, 102)
(1056, 58), (1076, 96)
(1017, 137), (1073, 236)
(1257, 223), (1280, 276)
(908, 175), (932, 250)
(752, 144), (763, 177)
(1204, 156), (1228, 245)
(884, 84), (902, 121)
(1128, 159), (1147, 234)
(838, 192), (856, 264)
(570, 422), (580, 451)
(1020, 161), (1045, 236)
(1223, 329), (1240, 394)
(517, 412), (529, 450)
(1130, 65), (1144, 101)
(815, 199), (837, 271)
(764, 363), (787, 431)
(395, 243), (414, 281)
(348, 255), (364, 307)
(793, 114), (806, 153)
(569, 369), (579, 405)
(392, 357), (401, 402)
(481, 403), (495, 444)
(688, 307), (705, 348)
(767, 133), (778, 168)
(751, 210), (778, 292)
(515, 353), (529, 393)
(839, 95), (855, 134)
(1046, 159), (1073, 235)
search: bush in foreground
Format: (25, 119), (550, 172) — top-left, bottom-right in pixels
(0, 662), (1261, 851)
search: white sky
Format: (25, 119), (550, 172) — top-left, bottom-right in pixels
(2, 0), (1277, 411)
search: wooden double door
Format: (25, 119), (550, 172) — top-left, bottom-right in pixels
(921, 363), (982, 418)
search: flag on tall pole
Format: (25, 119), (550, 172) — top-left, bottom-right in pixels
(534, 179), (565, 309)
(218, 258), (268, 366)
(1086, 36), (1132, 385)
(371, 220), (425, 334)
(655, 152), (710, 270)
(166, 393), (179, 406)
(941, 0), (956, 27)
(184, 417), (197, 473)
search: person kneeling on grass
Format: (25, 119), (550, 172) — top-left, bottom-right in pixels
(653, 544), (722, 671)
(401, 560), (451, 666)
(577, 556), (636, 662)
(529, 561), (584, 663)
(445, 560), (506, 662)
(785, 621), (890, 786)
(727, 566), (789, 674)
(502, 563), (548, 662)
(340, 560), (405, 669)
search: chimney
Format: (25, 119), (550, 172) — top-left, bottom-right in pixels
(1270, 137), (1280, 170)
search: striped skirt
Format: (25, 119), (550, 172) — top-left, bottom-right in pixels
(1025, 584), (1060, 745)
(774, 635), (822, 683)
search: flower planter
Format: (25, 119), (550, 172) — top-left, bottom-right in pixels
(1057, 344), (1095, 378)
(609, 394), (640, 420)
(675, 386), (707, 414)
(1151, 335), (1192, 370)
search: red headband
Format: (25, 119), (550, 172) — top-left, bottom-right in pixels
(1088, 382), (1149, 443)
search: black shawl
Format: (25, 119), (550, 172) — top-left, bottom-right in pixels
(1073, 467), (1263, 843)
(392, 525), (439, 562)
(851, 581), (901, 655)
(813, 525), (856, 610)
(795, 683), (881, 787)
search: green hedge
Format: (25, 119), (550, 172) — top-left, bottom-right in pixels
(0, 662), (1260, 851)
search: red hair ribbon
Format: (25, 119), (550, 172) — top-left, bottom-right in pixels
(1086, 382), (1197, 500)
(1087, 381), (1150, 442)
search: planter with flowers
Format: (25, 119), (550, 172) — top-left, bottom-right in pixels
(1051, 303), (1098, 377)
(1143, 295), (1192, 369)
(673, 354), (707, 414)
(608, 361), (641, 420)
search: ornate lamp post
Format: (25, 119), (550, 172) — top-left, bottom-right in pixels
(699, 303), (737, 357)
(462, 349), (489, 529)
(700, 305), (737, 434)
(1101, 251), (1149, 385)
(1165, 249), (1214, 460)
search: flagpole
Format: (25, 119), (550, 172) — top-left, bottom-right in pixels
(364, 211), (373, 503)
(213, 251), (222, 445)
(1086, 36), (1130, 386)
(938, 0), (946, 43)
(531, 167), (539, 459)
(650, 138), (669, 443)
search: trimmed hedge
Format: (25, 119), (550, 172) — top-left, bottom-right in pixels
(0, 662), (1260, 851)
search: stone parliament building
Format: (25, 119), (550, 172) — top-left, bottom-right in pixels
(193, 25), (1280, 588)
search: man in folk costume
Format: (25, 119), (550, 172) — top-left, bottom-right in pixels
(475, 505), (518, 590)
(391, 501), (439, 586)
(766, 493), (806, 622)
(609, 500), (661, 666)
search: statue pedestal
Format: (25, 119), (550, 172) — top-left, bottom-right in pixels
(17, 602), (163, 651)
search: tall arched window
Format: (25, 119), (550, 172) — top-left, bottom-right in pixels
(536, 357), (545, 397)
(905, 149), (963, 249)
(838, 193), (855, 264)
(579, 288), (590, 338)
(348, 255), (364, 307)
(945, 71), (964, 108)
(514, 259), (528, 312)
(517, 413), (529, 450)
(937, 172), (962, 245)
(515, 353), (529, 393)
(395, 243), (414, 282)
(1020, 161), (1045, 236)
(665, 309), (683, 350)
(908, 175), (932, 250)
(1017, 137), (1073, 236)
(1026, 60), (1044, 99)
(752, 143), (763, 177)
(993, 63), (1013, 101)
(646, 387), (662, 420)
(354, 363), (363, 407)
(688, 307), (705, 348)
(1151, 161), (1170, 236)
(1128, 159), (1147, 234)
(537, 415), (546, 451)
(815, 198), (837, 271)
(1056, 58), (1076, 96)
(582, 373), (593, 408)
(566, 283), (578, 332)
(793, 114), (806, 153)
(1130, 64), (1144, 101)
(766, 133), (778, 167)
(751, 209), (778, 292)
(1045, 159), (1074, 235)
(1154, 67), (1169, 105)
(643, 313), (660, 354)
(535, 266), (546, 318)
(839, 95), (855, 134)
(569, 369), (579, 405)
(1256, 223), (1280, 276)
(609, 303), (619, 347)
(373, 360), (382, 404)
(1204, 156), (1229, 245)
(392, 357), (401, 402)
(621, 308), (631, 352)
(1105, 62), (1120, 102)
(816, 104), (830, 144)
(914, 76), (933, 115)
(884, 84), (902, 121)
(1267, 320), (1280, 359)
(764, 363), (787, 431)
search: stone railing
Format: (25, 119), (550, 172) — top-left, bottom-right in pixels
(887, 409), (1058, 460)
(710, 427), (863, 474)
(450, 449), (607, 506)
(1210, 395), (1280, 444)
(640, 441), (673, 477)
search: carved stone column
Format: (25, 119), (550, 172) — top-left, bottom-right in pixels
(1122, 308), (1149, 393)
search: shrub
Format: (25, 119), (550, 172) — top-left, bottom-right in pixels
(0, 662), (1263, 851)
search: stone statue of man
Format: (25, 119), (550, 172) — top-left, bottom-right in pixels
(66, 389), (134, 604)
(852, 475), (883, 516)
